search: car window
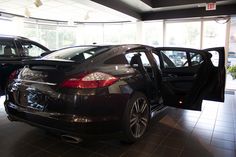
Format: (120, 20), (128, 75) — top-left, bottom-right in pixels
(161, 50), (187, 68)
(104, 54), (128, 64)
(152, 53), (160, 66)
(190, 52), (203, 66)
(43, 46), (110, 62)
(20, 42), (46, 57)
(207, 50), (219, 67)
(125, 52), (151, 66)
(0, 40), (17, 56)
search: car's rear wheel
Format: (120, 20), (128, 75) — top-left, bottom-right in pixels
(122, 92), (150, 143)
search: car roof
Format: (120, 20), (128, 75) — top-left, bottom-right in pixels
(0, 34), (30, 40)
(57, 44), (153, 51)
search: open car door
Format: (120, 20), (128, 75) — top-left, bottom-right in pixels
(154, 47), (225, 111)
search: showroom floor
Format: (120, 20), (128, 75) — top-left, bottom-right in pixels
(0, 93), (235, 157)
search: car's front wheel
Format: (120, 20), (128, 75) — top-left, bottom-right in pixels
(122, 92), (150, 143)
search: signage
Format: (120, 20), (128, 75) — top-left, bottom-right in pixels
(206, 3), (216, 11)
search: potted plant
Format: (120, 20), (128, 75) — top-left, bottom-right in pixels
(228, 65), (236, 79)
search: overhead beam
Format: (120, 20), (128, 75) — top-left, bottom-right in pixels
(152, 0), (230, 8)
(142, 4), (236, 20)
(140, 0), (153, 7)
(91, 0), (141, 20)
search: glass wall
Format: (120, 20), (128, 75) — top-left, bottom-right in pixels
(38, 24), (57, 50)
(202, 20), (227, 48)
(104, 24), (122, 44)
(121, 23), (136, 44)
(83, 24), (104, 45)
(0, 17), (231, 51)
(143, 21), (163, 46)
(0, 19), (15, 35)
(229, 17), (236, 54)
(23, 22), (77, 50)
(165, 21), (201, 48)
(77, 22), (137, 45)
(57, 26), (76, 48)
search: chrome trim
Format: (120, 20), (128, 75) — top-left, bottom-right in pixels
(16, 79), (56, 86)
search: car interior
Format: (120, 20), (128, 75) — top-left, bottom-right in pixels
(4, 45), (13, 56)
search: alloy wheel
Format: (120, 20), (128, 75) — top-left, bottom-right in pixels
(129, 97), (149, 138)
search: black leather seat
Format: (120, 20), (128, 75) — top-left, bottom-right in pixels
(4, 45), (13, 56)
(130, 54), (151, 82)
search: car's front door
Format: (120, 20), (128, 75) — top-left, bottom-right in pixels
(153, 47), (225, 111)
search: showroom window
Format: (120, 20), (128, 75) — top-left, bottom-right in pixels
(229, 16), (236, 57)
(38, 24), (57, 50)
(121, 22), (137, 44)
(83, 24), (104, 45)
(202, 20), (227, 48)
(24, 23), (39, 42)
(165, 21), (201, 48)
(57, 26), (76, 48)
(104, 24), (122, 44)
(0, 19), (15, 35)
(143, 21), (163, 46)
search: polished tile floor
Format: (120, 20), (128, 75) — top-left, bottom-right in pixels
(0, 93), (235, 157)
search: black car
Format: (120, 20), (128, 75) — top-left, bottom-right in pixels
(0, 35), (50, 96)
(4, 45), (225, 143)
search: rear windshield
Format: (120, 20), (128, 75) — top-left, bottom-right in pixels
(43, 46), (110, 62)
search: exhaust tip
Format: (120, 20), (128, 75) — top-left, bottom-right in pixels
(61, 135), (82, 144)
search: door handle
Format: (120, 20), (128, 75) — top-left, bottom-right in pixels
(167, 74), (178, 78)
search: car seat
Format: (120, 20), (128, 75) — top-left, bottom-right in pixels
(130, 53), (151, 82)
(4, 45), (13, 56)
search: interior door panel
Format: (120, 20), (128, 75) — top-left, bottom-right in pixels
(154, 47), (225, 111)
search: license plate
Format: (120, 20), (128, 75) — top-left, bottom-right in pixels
(18, 90), (45, 111)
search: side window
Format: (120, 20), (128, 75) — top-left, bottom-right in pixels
(0, 40), (17, 56)
(152, 52), (160, 67)
(190, 52), (203, 66)
(104, 54), (128, 64)
(161, 50), (187, 68)
(125, 52), (151, 66)
(20, 42), (46, 57)
(208, 51), (219, 67)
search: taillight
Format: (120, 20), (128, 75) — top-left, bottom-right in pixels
(60, 72), (119, 89)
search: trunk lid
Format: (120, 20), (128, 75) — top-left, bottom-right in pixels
(10, 59), (76, 111)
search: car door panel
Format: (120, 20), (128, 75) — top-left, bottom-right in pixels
(203, 47), (225, 102)
(154, 47), (225, 111)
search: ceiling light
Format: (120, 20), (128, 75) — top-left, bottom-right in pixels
(24, 7), (31, 18)
(84, 11), (91, 21)
(34, 0), (43, 7)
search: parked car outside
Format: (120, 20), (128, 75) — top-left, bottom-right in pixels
(227, 51), (236, 67)
(4, 45), (225, 143)
(0, 35), (50, 96)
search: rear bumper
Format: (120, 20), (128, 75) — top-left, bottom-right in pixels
(4, 101), (123, 138)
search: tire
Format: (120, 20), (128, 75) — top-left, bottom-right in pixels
(122, 92), (150, 143)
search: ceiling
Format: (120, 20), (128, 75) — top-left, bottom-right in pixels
(0, 0), (236, 22)
(0, 0), (136, 22)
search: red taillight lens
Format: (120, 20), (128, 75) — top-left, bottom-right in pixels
(60, 72), (118, 89)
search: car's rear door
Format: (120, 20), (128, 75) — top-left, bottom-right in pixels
(154, 47), (225, 111)
(203, 47), (225, 102)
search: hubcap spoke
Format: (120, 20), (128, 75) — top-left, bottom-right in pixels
(140, 102), (147, 113)
(134, 101), (140, 113)
(130, 117), (138, 127)
(140, 117), (148, 127)
(135, 123), (141, 137)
